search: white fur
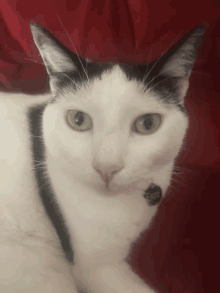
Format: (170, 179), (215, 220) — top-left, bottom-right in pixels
(30, 25), (76, 74)
(0, 92), (77, 292)
(42, 66), (189, 292)
(0, 68), (188, 292)
(0, 23), (203, 293)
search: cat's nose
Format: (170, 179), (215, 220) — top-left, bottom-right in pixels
(93, 162), (124, 184)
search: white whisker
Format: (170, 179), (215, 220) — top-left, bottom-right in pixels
(142, 71), (170, 93)
(61, 72), (79, 88)
(142, 30), (184, 85)
(56, 14), (89, 82)
(144, 76), (173, 94)
(15, 56), (44, 65)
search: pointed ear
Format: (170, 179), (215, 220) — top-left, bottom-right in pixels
(30, 23), (76, 74)
(160, 24), (206, 78)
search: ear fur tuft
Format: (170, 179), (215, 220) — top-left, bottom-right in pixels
(30, 23), (76, 74)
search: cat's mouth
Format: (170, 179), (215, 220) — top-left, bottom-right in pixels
(91, 170), (163, 203)
(105, 178), (143, 194)
(97, 179), (163, 205)
(96, 180), (136, 195)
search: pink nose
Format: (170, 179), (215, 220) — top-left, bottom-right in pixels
(93, 163), (124, 185)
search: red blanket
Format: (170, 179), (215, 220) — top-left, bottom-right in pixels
(1, 1), (219, 292)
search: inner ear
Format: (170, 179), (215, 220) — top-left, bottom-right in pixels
(140, 24), (205, 102)
(30, 23), (88, 76)
(147, 75), (189, 97)
(159, 24), (205, 78)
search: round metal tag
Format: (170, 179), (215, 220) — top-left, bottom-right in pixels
(144, 183), (162, 206)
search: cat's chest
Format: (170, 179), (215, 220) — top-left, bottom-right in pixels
(68, 191), (153, 263)
(46, 164), (157, 261)
(69, 194), (148, 239)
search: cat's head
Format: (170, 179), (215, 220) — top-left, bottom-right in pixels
(30, 23), (205, 202)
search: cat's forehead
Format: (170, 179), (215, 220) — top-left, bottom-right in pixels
(89, 65), (141, 96)
(52, 62), (184, 114)
(59, 65), (161, 110)
(57, 63), (143, 95)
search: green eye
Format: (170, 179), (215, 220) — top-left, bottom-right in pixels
(67, 110), (92, 131)
(134, 114), (161, 134)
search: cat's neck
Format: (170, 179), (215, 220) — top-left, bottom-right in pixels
(45, 151), (160, 265)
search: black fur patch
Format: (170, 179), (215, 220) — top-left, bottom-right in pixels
(36, 23), (205, 110)
(51, 59), (185, 109)
(28, 105), (74, 263)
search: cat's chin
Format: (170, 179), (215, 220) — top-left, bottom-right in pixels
(90, 178), (151, 197)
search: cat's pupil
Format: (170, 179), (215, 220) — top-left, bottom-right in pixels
(143, 116), (153, 130)
(75, 112), (84, 126)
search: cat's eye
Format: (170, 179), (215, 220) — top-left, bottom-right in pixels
(67, 110), (92, 131)
(134, 114), (161, 134)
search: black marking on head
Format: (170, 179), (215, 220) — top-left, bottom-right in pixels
(50, 62), (114, 95)
(118, 64), (150, 81)
(28, 104), (74, 263)
(145, 74), (187, 111)
(31, 23), (205, 110)
(119, 63), (183, 95)
(118, 24), (205, 109)
(176, 103), (186, 113)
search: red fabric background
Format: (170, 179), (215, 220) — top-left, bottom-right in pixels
(0, 1), (219, 292)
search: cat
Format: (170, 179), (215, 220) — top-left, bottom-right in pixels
(0, 22), (205, 293)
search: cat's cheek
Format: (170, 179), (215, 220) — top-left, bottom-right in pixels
(150, 163), (173, 196)
(152, 149), (178, 168)
(151, 129), (187, 168)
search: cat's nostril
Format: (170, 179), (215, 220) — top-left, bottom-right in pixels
(93, 163), (124, 184)
(96, 170), (114, 184)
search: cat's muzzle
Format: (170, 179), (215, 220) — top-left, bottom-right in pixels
(144, 183), (162, 206)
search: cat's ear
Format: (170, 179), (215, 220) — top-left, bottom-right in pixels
(30, 23), (76, 74)
(160, 24), (206, 78)
(146, 24), (206, 102)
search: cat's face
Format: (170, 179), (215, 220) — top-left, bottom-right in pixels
(42, 65), (188, 197)
(31, 23), (204, 200)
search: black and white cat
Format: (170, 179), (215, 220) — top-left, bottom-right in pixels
(0, 23), (205, 292)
